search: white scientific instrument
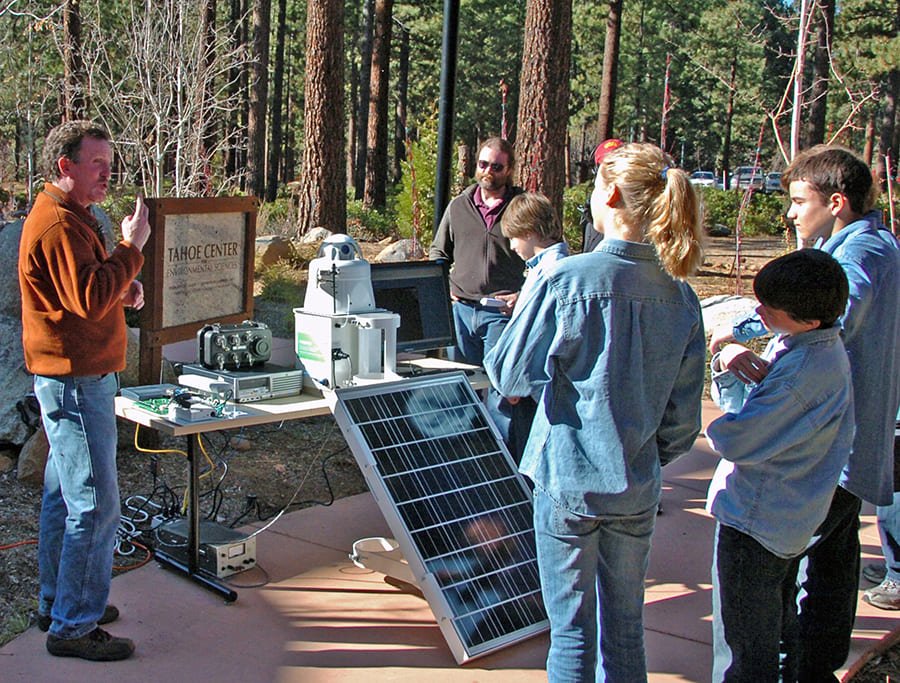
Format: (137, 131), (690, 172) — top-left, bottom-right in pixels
(294, 234), (400, 389)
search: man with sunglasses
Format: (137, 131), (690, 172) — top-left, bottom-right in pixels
(430, 136), (526, 447)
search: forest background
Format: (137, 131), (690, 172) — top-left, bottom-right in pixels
(1, 0), (900, 247)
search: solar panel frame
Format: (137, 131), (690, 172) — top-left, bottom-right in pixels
(329, 372), (548, 664)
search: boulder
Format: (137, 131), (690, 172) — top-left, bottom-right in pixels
(0, 218), (23, 317)
(255, 235), (294, 267)
(375, 238), (425, 263)
(17, 427), (47, 484)
(0, 312), (33, 446)
(0, 451), (15, 473)
(700, 295), (759, 336)
(120, 326), (143, 388)
(300, 227), (332, 244)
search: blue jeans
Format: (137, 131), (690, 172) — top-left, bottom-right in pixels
(533, 485), (656, 683)
(451, 300), (519, 444)
(35, 373), (121, 640)
(795, 486), (862, 682)
(876, 492), (900, 582)
(711, 523), (801, 682)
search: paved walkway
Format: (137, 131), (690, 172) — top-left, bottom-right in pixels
(1, 402), (896, 681)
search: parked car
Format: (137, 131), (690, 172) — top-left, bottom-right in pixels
(689, 171), (717, 188)
(729, 166), (764, 191)
(764, 171), (783, 193)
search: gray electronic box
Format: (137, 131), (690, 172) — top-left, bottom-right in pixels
(155, 519), (257, 578)
(180, 363), (303, 403)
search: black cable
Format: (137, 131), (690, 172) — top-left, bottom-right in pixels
(227, 446), (349, 528)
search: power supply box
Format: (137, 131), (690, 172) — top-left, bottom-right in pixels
(155, 518), (257, 578)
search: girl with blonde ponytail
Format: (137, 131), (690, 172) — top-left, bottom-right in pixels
(485, 141), (707, 681)
(596, 142), (705, 278)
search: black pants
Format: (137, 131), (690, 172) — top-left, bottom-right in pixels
(795, 486), (862, 682)
(714, 523), (801, 682)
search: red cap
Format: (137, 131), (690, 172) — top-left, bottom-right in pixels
(594, 139), (624, 166)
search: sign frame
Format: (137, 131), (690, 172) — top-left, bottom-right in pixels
(138, 196), (258, 385)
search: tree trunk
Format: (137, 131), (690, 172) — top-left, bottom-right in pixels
(347, 58), (359, 189)
(864, 110), (876, 167)
(354, 0), (375, 200)
(455, 144), (469, 197)
(597, 0), (623, 141)
(193, 0), (217, 195)
(791, 0), (809, 159)
(247, 0), (271, 198)
(721, 51), (737, 186)
(266, 0), (288, 201)
(283, 53), (296, 183)
(877, 69), (900, 187)
(225, 0), (246, 180)
(514, 0), (572, 214)
(363, 0), (393, 210)
(63, 0), (87, 120)
(392, 23), (410, 185)
(296, 0), (346, 235)
(806, 0), (834, 147)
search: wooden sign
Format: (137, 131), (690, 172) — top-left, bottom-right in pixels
(138, 196), (258, 385)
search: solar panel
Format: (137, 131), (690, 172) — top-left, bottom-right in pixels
(329, 372), (548, 663)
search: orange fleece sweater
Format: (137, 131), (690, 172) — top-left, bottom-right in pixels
(18, 184), (144, 376)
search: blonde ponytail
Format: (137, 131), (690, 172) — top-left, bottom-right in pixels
(599, 143), (705, 279)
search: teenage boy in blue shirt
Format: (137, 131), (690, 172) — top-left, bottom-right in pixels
(492, 192), (568, 464)
(709, 145), (900, 681)
(706, 249), (854, 682)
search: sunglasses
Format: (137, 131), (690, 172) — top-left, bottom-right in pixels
(477, 159), (506, 173)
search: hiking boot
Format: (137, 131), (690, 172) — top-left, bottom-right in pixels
(46, 627), (134, 661)
(37, 604), (119, 633)
(863, 577), (900, 611)
(863, 563), (888, 584)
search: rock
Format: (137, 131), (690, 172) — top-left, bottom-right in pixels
(17, 427), (48, 484)
(90, 205), (117, 253)
(120, 326), (142, 388)
(301, 227), (332, 244)
(0, 452), (14, 473)
(0, 313), (33, 446)
(0, 218), (23, 317)
(255, 235), (294, 267)
(228, 436), (252, 451)
(708, 224), (731, 237)
(375, 239), (425, 263)
(700, 295), (758, 335)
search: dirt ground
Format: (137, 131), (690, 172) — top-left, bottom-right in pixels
(1, 233), (896, 679)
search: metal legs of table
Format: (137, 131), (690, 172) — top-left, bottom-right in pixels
(154, 435), (238, 603)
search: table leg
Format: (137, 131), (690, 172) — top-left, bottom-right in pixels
(154, 434), (238, 603)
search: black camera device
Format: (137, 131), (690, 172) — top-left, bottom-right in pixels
(197, 320), (272, 371)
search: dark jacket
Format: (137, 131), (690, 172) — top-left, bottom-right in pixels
(429, 183), (525, 301)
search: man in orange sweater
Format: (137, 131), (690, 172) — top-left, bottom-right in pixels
(18, 120), (150, 661)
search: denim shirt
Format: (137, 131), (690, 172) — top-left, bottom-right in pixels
(514, 241), (569, 320)
(706, 328), (855, 557)
(484, 238), (706, 516)
(730, 213), (900, 505)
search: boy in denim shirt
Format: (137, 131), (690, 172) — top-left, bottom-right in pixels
(708, 146), (900, 678)
(706, 249), (854, 682)
(501, 192), (569, 317)
(494, 192), (568, 463)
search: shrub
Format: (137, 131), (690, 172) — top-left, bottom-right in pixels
(257, 260), (305, 303)
(257, 197), (295, 237)
(346, 198), (397, 241)
(700, 187), (786, 236)
(396, 109), (439, 243)
(563, 181), (594, 251)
